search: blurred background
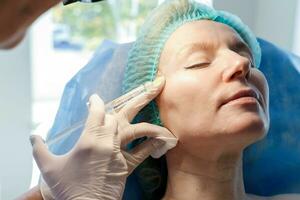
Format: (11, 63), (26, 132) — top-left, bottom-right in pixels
(0, 0), (299, 199)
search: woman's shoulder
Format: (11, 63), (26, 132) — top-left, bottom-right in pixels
(247, 193), (300, 200)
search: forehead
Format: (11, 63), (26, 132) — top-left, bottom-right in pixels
(161, 20), (245, 58)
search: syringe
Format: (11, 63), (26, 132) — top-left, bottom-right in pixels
(46, 80), (155, 146)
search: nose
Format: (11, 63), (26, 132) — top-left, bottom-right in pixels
(221, 51), (251, 82)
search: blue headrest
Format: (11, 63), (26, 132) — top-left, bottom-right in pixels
(243, 38), (300, 196)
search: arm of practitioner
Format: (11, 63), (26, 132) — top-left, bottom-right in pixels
(0, 0), (60, 49)
(20, 75), (175, 200)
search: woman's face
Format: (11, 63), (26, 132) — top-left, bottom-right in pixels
(156, 20), (269, 153)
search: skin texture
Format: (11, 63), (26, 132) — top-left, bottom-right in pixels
(0, 0), (60, 49)
(155, 20), (270, 200)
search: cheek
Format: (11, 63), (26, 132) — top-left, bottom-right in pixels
(156, 72), (215, 137)
(249, 69), (270, 120)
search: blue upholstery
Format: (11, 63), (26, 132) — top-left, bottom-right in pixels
(243, 38), (300, 196)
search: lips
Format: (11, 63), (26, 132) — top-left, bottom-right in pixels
(221, 88), (259, 107)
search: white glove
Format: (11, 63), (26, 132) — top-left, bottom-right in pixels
(31, 75), (178, 200)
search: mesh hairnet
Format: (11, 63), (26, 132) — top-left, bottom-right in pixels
(122, 0), (261, 128)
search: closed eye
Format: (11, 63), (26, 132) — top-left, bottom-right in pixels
(186, 62), (210, 69)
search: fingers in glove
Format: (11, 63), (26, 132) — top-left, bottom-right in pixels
(120, 122), (172, 147)
(39, 177), (55, 200)
(86, 94), (105, 127)
(123, 138), (165, 172)
(30, 135), (55, 172)
(119, 75), (165, 122)
(76, 114), (118, 152)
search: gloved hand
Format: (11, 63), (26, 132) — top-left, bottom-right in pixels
(31, 75), (177, 200)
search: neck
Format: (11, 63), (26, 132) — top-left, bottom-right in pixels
(162, 146), (248, 200)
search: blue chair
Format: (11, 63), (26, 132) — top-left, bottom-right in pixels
(243, 38), (300, 196)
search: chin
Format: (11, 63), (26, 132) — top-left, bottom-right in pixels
(226, 112), (269, 144)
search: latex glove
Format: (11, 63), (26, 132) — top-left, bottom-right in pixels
(31, 75), (177, 200)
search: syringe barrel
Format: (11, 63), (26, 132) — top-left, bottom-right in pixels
(46, 81), (152, 146)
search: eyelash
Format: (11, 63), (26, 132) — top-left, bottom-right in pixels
(185, 51), (254, 69)
(187, 62), (210, 69)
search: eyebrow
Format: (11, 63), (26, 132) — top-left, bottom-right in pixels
(176, 42), (216, 59)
